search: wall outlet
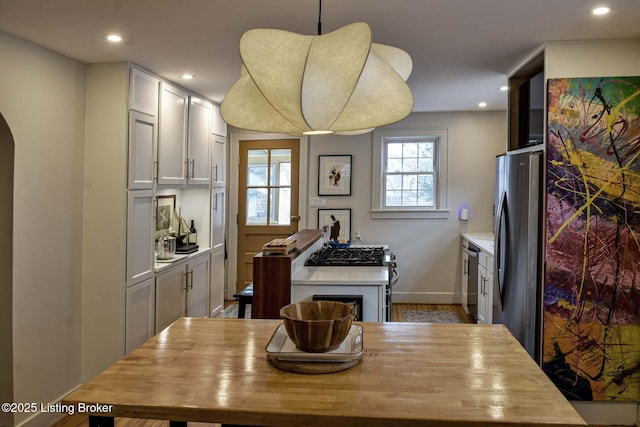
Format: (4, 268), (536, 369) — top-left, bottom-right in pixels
(354, 232), (363, 241)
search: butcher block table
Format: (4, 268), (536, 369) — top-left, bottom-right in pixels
(63, 318), (585, 427)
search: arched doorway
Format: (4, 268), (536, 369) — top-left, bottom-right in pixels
(0, 112), (14, 427)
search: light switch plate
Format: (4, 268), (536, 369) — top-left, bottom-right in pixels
(309, 197), (327, 207)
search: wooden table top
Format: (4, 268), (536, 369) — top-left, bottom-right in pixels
(63, 318), (586, 427)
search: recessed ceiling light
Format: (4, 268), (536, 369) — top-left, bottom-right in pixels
(499, 86), (508, 92)
(592, 6), (610, 15)
(478, 102), (487, 108)
(182, 74), (195, 80)
(105, 34), (123, 43)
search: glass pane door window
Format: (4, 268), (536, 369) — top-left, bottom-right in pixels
(246, 148), (292, 225)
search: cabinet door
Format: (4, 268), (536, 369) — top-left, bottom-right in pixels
(158, 82), (188, 185)
(211, 134), (226, 187)
(187, 98), (212, 185)
(209, 249), (225, 317)
(211, 103), (227, 137)
(128, 111), (157, 189)
(211, 187), (226, 252)
(187, 254), (209, 317)
(156, 265), (186, 332)
(484, 269), (493, 324)
(477, 266), (487, 324)
(126, 190), (155, 286)
(129, 68), (159, 116)
(125, 277), (155, 353)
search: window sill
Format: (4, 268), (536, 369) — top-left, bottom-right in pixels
(370, 209), (450, 220)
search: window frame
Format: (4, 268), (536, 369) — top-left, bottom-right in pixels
(371, 129), (449, 219)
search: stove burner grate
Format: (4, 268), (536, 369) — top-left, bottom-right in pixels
(305, 246), (385, 267)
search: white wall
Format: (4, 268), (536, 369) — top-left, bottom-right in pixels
(306, 111), (506, 303)
(543, 39), (640, 427)
(0, 30), (86, 425)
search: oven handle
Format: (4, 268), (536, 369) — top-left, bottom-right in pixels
(390, 267), (400, 287)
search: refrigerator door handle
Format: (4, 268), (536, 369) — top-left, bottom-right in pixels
(495, 191), (507, 306)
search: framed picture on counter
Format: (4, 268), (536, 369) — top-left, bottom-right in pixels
(318, 208), (351, 242)
(156, 194), (176, 238)
(318, 155), (351, 196)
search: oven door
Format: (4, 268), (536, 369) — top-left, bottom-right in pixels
(386, 261), (399, 322)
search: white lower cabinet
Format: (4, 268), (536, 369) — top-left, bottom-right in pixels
(209, 249), (225, 317)
(155, 253), (210, 332)
(477, 252), (494, 324)
(186, 254), (210, 317)
(125, 277), (155, 354)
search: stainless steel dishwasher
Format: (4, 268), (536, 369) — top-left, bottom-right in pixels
(464, 243), (480, 322)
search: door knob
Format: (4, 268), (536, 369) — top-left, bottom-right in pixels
(291, 215), (301, 222)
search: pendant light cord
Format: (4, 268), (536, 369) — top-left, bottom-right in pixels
(317, 0), (322, 35)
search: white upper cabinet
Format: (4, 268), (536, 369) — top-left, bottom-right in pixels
(211, 103), (227, 137)
(187, 97), (212, 185)
(211, 187), (225, 252)
(126, 190), (156, 286)
(211, 134), (226, 188)
(128, 111), (157, 190)
(158, 82), (189, 185)
(129, 68), (159, 116)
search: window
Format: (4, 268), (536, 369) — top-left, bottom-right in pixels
(371, 129), (448, 219)
(246, 148), (292, 225)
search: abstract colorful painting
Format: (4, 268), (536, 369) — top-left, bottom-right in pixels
(544, 76), (640, 401)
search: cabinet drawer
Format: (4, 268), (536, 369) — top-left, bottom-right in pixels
(479, 252), (493, 272)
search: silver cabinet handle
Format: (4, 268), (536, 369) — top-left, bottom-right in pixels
(185, 159), (190, 179)
(153, 160), (158, 182)
(213, 164), (218, 182)
(191, 159), (195, 179)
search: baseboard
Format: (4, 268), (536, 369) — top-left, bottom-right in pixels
(392, 291), (459, 305)
(15, 384), (81, 427)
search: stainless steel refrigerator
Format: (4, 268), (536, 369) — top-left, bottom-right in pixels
(493, 151), (543, 363)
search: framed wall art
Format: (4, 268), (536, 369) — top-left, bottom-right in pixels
(318, 208), (351, 242)
(156, 194), (176, 238)
(318, 155), (352, 196)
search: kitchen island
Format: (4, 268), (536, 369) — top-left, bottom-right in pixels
(63, 318), (585, 427)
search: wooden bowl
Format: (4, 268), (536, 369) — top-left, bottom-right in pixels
(280, 301), (354, 353)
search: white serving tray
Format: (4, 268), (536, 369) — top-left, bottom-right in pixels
(265, 324), (363, 363)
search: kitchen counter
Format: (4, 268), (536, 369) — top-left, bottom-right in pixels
(154, 247), (211, 272)
(462, 231), (494, 255)
(63, 318), (586, 427)
(291, 266), (388, 285)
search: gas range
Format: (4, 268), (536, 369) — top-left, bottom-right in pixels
(305, 246), (386, 267)
(299, 244), (398, 322)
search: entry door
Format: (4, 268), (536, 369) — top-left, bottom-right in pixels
(237, 139), (300, 293)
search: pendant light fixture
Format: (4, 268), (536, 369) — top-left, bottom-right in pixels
(221, 1), (413, 136)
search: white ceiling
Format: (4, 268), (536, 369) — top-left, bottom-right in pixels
(1, 0), (639, 112)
